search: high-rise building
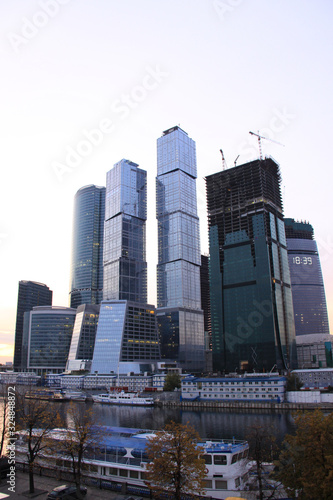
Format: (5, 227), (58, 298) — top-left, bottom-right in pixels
(156, 126), (205, 371)
(90, 300), (160, 375)
(25, 306), (76, 375)
(69, 185), (105, 309)
(14, 281), (53, 371)
(206, 158), (297, 373)
(285, 218), (330, 336)
(66, 304), (100, 372)
(103, 159), (147, 303)
(200, 254), (212, 349)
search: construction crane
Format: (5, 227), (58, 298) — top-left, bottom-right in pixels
(234, 154), (240, 167)
(249, 131), (285, 160)
(220, 149), (227, 170)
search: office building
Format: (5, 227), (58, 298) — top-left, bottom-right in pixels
(90, 300), (160, 375)
(206, 158), (297, 373)
(103, 159), (147, 303)
(66, 304), (100, 372)
(69, 185), (105, 309)
(156, 126), (205, 371)
(285, 218), (330, 336)
(26, 306), (76, 375)
(13, 281), (52, 371)
(200, 254), (212, 349)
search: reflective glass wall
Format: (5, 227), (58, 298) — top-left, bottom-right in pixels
(27, 306), (76, 374)
(285, 218), (330, 336)
(206, 159), (297, 373)
(69, 185), (105, 308)
(156, 127), (205, 371)
(103, 160), (147, 303)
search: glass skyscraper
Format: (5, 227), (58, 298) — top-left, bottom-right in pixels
(156, 126), (205, 372)
(206, 158), (297, 373)
(69, 185), (105, 309)
(90, 301), (160, 375)
(14, 280), (53, 371)
(67, 304), (100, 372)
(26, 306), (76, 375)
(285, 218), (330, 336)
(103, 159), (147, 303)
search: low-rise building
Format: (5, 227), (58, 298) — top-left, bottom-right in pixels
(292, 368), (333, 389)
(181, 375), (286, 402)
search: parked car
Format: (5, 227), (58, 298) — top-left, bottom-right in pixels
(47, 484), (87, 499)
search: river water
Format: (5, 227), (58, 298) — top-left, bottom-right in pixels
(49, 401), (296, 447)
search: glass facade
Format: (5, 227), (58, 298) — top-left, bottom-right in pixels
(285, 218), (330, 336)
(103, 160), (147, 303)
(69, 185), (105, 308)
(206, 159), (297, 373)
(14, 281), (53, 370)
(156, 126), (205, 371)
(27, 306), (76, 374)
(67, 304), (100, 370)
(91, 301), (160, 374)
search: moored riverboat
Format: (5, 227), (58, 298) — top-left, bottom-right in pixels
(92, 391), (154, 406)
(16, 426), (250, 499)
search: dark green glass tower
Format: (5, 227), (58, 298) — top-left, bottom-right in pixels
(206, 158), (297, 373)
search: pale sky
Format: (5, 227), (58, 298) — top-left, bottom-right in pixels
(1, 0), (333, 363)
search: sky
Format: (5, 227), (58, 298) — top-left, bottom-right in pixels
(1, 0), (333, 364)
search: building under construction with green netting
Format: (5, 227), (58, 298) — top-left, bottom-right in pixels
(206, 158), (297, 373)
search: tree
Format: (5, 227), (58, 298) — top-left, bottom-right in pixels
(163, 373), (181, 392)
(275, 410), (333, 499)
(285, 373), (303, 392)
(246, 423), (281, 500)
(59, 403), (100, 499)
(16, 393), (61, 494)
(145, 421), (207, 500)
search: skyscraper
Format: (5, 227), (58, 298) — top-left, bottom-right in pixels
(67, 304), (100, 372)
(285, 218), (330, 336)
(14, 280), (53, 371)
(90, 301), (160, 375)
(156, 126), (205, 371)
(69, 185), (105, 309)
(206, 158), (297, 373)
(25, 306), (76, 375)
(103, 159), (147, 303)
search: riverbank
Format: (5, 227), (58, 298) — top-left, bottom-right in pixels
(159, 398), (333, 411)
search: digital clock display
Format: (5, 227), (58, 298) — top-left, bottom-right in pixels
(292, 256), (312, 265)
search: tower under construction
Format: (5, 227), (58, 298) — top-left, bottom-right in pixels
(206, 158), (297, 373)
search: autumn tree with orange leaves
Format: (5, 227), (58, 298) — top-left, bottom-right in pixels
(145, 421), (207, 500)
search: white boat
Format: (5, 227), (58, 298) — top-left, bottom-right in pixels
(92, 390), (154, 406)
(15, 426), (250, 499)
(63, 391), (87, 401)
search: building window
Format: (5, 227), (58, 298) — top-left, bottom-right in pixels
(215, 480), (228, 489)
(214, 455), (227, 465)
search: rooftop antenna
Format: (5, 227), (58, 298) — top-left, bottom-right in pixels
(249, 131), (285, 160)
(220, 149), (227, 170)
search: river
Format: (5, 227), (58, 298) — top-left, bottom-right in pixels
(47, 400), (296, 447)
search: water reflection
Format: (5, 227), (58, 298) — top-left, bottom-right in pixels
(54, 401), (296, 445)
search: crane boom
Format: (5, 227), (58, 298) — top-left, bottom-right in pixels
(249, 131), (285, 160)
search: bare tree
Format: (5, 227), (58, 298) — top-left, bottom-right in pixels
(16, 392), (61, 494)
(59, 403), (100, 499)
